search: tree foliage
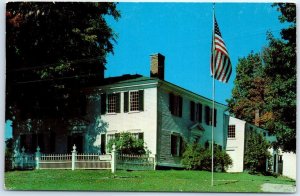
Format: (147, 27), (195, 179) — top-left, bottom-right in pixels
(227, 53), (267, 124)
(6, 2), (120, 133)
(244, 131), (271, 173)
(227, 3), (296, 152)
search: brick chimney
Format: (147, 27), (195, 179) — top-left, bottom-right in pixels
(150, 53), (165, 80)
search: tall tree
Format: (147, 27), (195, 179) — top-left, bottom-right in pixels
(262, 3), (296, 152)
(227, 52), (268, 124)
(6, 2), (120, 124)
(227, 3), (296, 152)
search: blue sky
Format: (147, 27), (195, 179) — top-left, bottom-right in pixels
(105, 2), (287, 104)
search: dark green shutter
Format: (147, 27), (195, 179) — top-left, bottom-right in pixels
(214, 108), (217, 127)
(171, 135), (177, 155)
(197, 103), (202, 123)
(179, 136), (184, 156)
(179, 96), (183, 117)
(116, 93), (120, 113)
(205, 106), (210, 125)
(124, 92), (129, 113)
(190, 101), (195, 121)
(139, 90), (144, 111)
(101, 93), (106, 114)
(169, 93), (174, 114)
(100, 134), (106, 154)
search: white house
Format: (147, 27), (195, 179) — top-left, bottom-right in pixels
(83, 53), (229, 168)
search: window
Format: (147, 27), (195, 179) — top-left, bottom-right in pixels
(101, 93), (120, 114)
(130, 91), (140, 111)
(171, 134), (183, 156)
(228, 125), (236, 138)
(107, 134), (115, 142)
(196, 103), (202, 123)
(124, 90), (144, 112)
(169, 93), (182, 117)
(131, 132), (144, 140)
(106, 132), (144, 145)
(205, 106), (216, 127)
(107, 93), (120, 113)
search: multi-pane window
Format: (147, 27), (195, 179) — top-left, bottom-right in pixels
(190, 101), (202, 122)
(124, 90), (144, 112)
(196, 103), (202, 123)
(169, 93), (182, 117)
(205, 106), (217, 127)
(107, 134), (115, 142)
(130, 91), (140, 111)
(101, 93), (120, 114)
(131, 132), (144, 140)
(107, 94), (117, 113)
(228, 125), (236, 138)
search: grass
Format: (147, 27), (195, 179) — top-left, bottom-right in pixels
(4, 169), (295, 192)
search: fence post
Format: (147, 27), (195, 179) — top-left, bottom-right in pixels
(35, 146), (41, 169)
(72, 144), (77, 171)
(21, 146), (25, 169)
(111, 144), (116, 173)
(153, 154), (157, 170)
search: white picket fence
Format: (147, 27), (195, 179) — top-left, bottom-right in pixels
(9, 145), (155, 172)
(11, 145), (117, 173)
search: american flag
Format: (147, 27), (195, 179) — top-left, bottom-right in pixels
(211, 16), (232, 83)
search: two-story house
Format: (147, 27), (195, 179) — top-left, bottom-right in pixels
(83, 53), (229, 168)
(12, 53), (229, 168)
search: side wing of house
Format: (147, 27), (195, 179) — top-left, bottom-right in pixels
(226, 116), (246, 172)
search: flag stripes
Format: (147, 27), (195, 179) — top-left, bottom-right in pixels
(211, 16), (232, 83)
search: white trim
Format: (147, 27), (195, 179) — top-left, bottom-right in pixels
(129, 90), (139, 112)
(110, 82), (158, 90)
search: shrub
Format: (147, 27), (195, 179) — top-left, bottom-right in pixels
(181, 143), (232, 172)
(107, 132), (150, 155)
(181, 143), (202, 170)
(244, 131), (271, 173)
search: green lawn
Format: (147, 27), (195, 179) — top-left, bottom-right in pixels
(4, 169), (295, 192)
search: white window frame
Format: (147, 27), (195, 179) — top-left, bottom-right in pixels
(228, 125), (236, 139)
(107, 93), (118, 114)
(129, 90), (140, 112)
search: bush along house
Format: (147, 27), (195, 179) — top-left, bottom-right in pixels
(83, 53), (229, 168)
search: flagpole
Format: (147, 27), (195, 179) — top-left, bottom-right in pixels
(211, 3), (215, 187)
